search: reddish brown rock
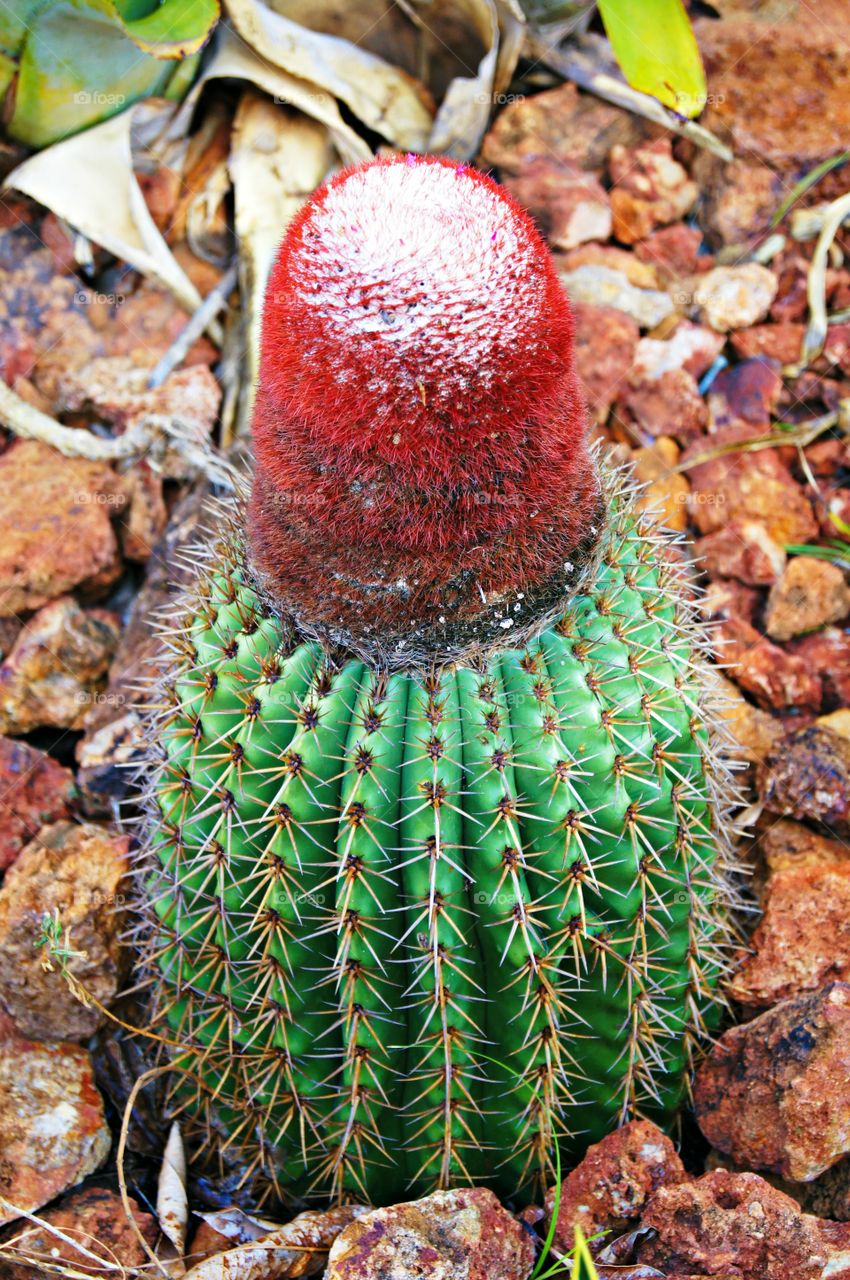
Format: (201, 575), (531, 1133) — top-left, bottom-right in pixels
(759, 819), (850, 877)
(616, 366), (707, 443)
(0, 440), (125, 616)
(543, 1120), (688, 1256)
(716, 615), (822, 711)
(632, 437), (690, 532)
(696, 17), (850, 171)
(608, 138), (697, 244)
(0, 598), (120, 734)
(326, 1187), (534, 1280)
(637, 1169), (849, 1280)
(0, 736), (77, 870)
(696, 518), (786, 586)
(0, 821), (129, 1040)
(503, 157), (611, 250)
(692, 155), (783, 248)
(730, 864), (850, 1007)
(119, 460), (168, 563)
(683, 426), (818, 544)
(701, 577), (761, 627)
(58, 357), (220, 441)
(731, 323), (806, 365)
(0, 1036), (111, 1225)
(707, 358), (783, 431)
(695, 984), (850, 1182)
(0, 1186), (157, 1279)
(711, 673), (784, 774)
(635, 222), (706, 280)
(572, 302), (639, 423)
(480, 81), (647, 176)
(765, 557), (850, 641)
(758, 724), (850, 834)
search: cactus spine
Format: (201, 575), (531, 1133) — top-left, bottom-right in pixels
(141, 154), (738, 1207)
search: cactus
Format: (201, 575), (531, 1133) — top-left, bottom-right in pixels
(141, 154), (738, 1207)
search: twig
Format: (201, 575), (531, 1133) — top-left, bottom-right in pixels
(525, 30), (733, 161)
(148, 261), (238, 389)
(0, 380), (153, 460)
(802, 190), (850, 366)
(118, 1065), (180, 1279)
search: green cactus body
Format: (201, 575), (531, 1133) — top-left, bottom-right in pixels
(144, 484), (735, 1206)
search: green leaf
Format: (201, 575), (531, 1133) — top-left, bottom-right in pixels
(7, 0), (218, 149)
(597, 0), (707, 118)
(771, 152), (850, 227)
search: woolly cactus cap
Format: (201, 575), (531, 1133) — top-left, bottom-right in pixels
(249, 153), (601, 657)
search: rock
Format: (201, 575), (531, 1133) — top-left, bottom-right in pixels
(0, 598), (120, 735)
(559, 265), (675, 329)
(683, 425), (818, 544)
(707, 358), (783, 431)
(558, 243), (661, 290)
(503, 158), (611, 250)
(730, 863), (850, 1007)
(0, 1186), (157, 1279)
(695, 984), (850, 1182)
(635, 223), (707, 280)
(0, 440), (125, 616)
(0, 1036), (111, 1225)
(631, 322), (724, 380)
(120, 460), (168, 563)
(637, 1169), (849, 1280)
(616, 367), (707, 444)
(694, 264), (778, 332)
(731, 322), (806, 365)
(695, 155), (785, 249)
(759, 724), (850, 834)
(609, 138), (698, 243)
(701, 577), (760, 627)
(759, 819), (850, 877)
(326, 1187), (534, 1280)
(820, 708), (850, 741)
(0, 737), (77, 870)
(480, 81), (647, 176)
(696, 17), (850, 171)
(711, 672), (784, 773)
(571, 302), (639, 423)
(0, 821), (129, 1040)
(74, 478), (213, 812)
(696, 518), (786, 586)
(632, 437), (690, 532)
(716, 615), (822, 711)
(58, 358), (220, 449)
(543, 1120), (688, 1256)
(765, 557), (850, 641)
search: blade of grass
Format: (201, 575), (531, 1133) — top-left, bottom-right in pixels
(771, 152), (850, 228)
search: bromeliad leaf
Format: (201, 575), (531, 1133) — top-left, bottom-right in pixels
(596, 0), (706, 118)
(6, 0), (219, 148)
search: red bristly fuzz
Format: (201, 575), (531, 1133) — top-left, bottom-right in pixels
(249, 153), (600, 647)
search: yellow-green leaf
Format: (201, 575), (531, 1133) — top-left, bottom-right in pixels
(597, 0), (706, 118)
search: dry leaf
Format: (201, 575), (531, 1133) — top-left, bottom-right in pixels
(158, 1121), (189, 1255)
(224, 0), (433, 151)
(189, 22), (370, 167)
(229, 91), (335, 433)
(184, 1205), (369, 1280)
(422, 0), (523, 158)
(3, 107), (215, 332)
